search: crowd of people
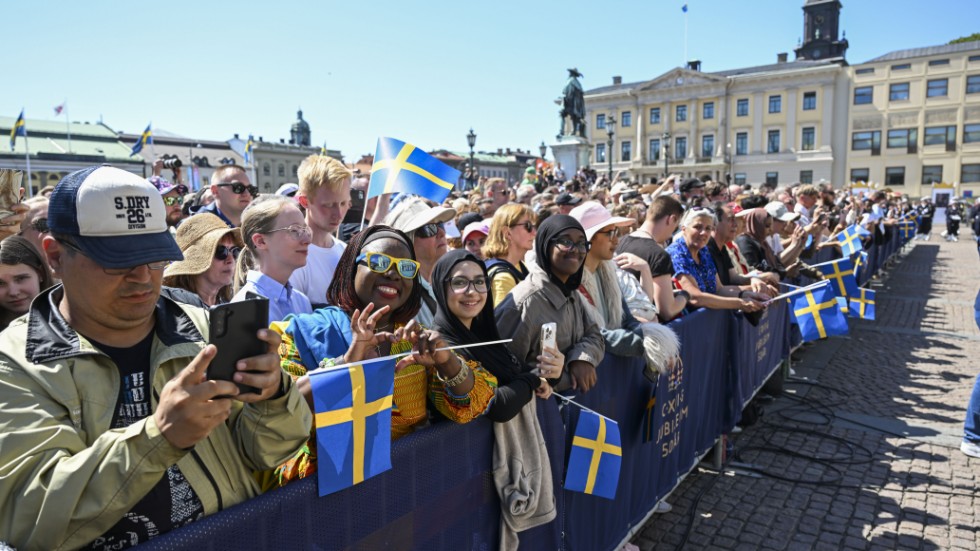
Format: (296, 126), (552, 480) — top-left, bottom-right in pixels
(1, 155), (979, 550)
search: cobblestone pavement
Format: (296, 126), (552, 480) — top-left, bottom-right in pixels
(632, 237), (980, 551)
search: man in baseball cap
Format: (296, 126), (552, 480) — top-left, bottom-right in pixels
(149, 175), (189, 229)
(555, 192), (583, 215)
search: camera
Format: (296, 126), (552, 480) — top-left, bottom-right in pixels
(162, 158), (183, 170)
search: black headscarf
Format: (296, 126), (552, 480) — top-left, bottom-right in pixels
(430, 249), (527, 383)
(534, 214), (587, 297)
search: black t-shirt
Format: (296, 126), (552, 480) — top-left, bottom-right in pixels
(616, 234), (675, 279)
(707, 239), (734, 286)
(85, 330), (204, 551)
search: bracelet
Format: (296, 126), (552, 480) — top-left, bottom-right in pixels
(676, 290), (691, 302)
(438, 359), (471, 388)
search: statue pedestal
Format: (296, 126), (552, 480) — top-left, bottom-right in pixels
(550, 136), (591, 179)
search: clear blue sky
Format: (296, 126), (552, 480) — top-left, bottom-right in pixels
(3, 1), (977, 161)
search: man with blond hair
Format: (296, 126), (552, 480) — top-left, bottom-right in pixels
(288, 154), (352, 307)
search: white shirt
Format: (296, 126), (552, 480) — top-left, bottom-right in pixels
(288, 240), (347, 306)
(766, 234), (784, 254)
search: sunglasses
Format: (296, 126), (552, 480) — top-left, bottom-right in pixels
(551, 236), (590, 253)
(163, 196), (184, 207)
(216, 182), (259, 196)
(356, 252), (420, 279)
(446, 276), (488, 294)
(509, 221), (535, 233)
(416, 222), (445, 239)
(214, 245), (241, 261)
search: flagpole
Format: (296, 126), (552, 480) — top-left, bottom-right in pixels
(24, 131), (32, 199)
(64, 100), (72, 153)
(554, 393), (608, 419)
(683, 7), (689, 65)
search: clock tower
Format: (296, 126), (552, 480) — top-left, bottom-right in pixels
(794, 0), (848, 61)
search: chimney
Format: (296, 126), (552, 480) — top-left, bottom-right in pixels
(777, 52), (788, 63)
(234, 133), (240, 139)
(259, 136), (264, 142)
(687, 60), (701, 72)
(506, 148), (512, 155)
(612, 75), (622, 85)
(280, 139), (285, 144)
(497, 148), (503, 155)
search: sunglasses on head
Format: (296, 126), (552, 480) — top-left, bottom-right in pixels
(416, 222), (445, 239)
(356, 252), (420, 279)
(214, 245), (241, 261)
(163, 196), (184, 207)
(217, 182), (259, 196)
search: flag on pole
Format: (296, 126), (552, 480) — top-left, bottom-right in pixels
(320, 141), (328, 156)
(898, 221), (915, 241)
(310, 358), (395, 496)
(53, 102), (65, 115)
(130, 123), (152, 156)
(789, 281), (849, 341)
(682, 4), (688, 12)
(368, 137), (460, 203)
(565, 410), (623, 500)
(815, 257), (859, 298)
(9, 109), (26, 151)
(853, 250), (869, 280)
(848, 288), (876, 320)
(836, 224), (871, 256)
(244, 134), (254, 165)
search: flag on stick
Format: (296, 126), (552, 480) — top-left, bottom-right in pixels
(789, 281), (849, 341)
(368, 137), (459, 203)
(565, 410), (623, 500)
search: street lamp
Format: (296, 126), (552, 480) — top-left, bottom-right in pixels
(662, 131), (671, 178)
(725, 142), (733, 184)
(606, 115), (617, 183)
(466, 128), (477, 190)
(539, 141), (547, 160)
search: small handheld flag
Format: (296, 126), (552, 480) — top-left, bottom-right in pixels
(898, 221), (915, 241)
(9, 109), (26, 151)
(311, 358), (395, 496)
(836, 224), (870, 256)
(849, 288), (876, 320)
(368, 137), (460, 203)
(853, 251), (869, 280)
(244, 134), (254, 165)
(789, 281), (849, 341)
(565, 410), (623, 500)
(816, 257), (859, 298)
(130, 123), (152, 156)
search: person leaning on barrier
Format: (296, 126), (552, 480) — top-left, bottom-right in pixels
(483, 203), (536, 307)
(0, 166), (311, 551)
(708, 203), (778, 297)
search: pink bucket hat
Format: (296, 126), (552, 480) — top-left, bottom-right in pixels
(569, 201), (634, 241)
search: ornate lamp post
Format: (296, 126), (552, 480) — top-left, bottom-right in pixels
(606, 115), (617, 183)
(466, 128), (477, 190)
(539, 141), (547, 160)
(725, 142), (734, 184)
(662, 131), (671, 178)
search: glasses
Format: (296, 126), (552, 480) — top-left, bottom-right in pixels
(30, 217), (49, 233)
(216, 182), (259, 197)
(356, 252), (420, 279)
(266, 224), (312, 241)
(551, 236), (590, 253)
(214, 245), (241, 261)
(416, 222), (445, 239)
(163, 196), (184, 207)
(59, 240), (171, 275)
(446, 276), (488, 294)
(510, 221), (535, 233)
(594, 227), (624, 239)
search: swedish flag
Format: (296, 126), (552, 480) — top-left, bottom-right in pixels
(789, 281), (849, 341)
(816, 257), (859, 298)
(836, 224), (871, 256)
(565, 410), (622, 500)
(311, 357), (395, 496)
(898, 221), (915, 241)
(849, 288), (876, 320)
(9, 109), (26, 151)
(853, 250), (869, 280)
(130, 123), (152, 156)
(368, 137), (460, 203)
(244, 134), (255, 165)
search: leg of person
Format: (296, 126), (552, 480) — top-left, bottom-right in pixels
(963, 305), (980, 458)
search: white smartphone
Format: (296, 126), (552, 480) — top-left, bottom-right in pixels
(533, 322), (558, 376)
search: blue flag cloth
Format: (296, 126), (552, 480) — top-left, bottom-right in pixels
(849, 288), (876, 320)
(130, 123), (152, 156)
(898, 221), (915, 241)
(565, 410), (623, 500)
(244, 134), (254, 165)
(816, 257), (859, 298)
(682, 4), (688, 13)
(789, 282), (849, 341)
(9, 109), (26, 151)
(368, 137), (459, 203)
(853, 250), (869, 280)
(837, 224), (870, 256)
(311, 357), (395, 497)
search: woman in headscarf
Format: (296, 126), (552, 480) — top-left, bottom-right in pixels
(734, 208), (786, 280)
(431, 249), (562, 422)
(495, 215), (605, 393)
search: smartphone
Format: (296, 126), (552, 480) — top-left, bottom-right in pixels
(533, 322), (558, 376)
(0, 169), (23, 219)
(343, 188), (366, 224)
(207, 298), (270, 394)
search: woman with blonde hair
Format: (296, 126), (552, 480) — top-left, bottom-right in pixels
(482, 203), (536, 307)
(232, 195), (313, 324)
(163, 213), (245, 307)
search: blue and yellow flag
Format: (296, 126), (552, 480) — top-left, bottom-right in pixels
(368, 137), (460, 203)
(898, 221), (915, 241)
(311, 357), (395, 497)
(130, 123), (152, 156)
(836, 224), (871, 256)
(849, 288), (876, 320)
(565, 410), (622, 500)
(789, 281), (849, 341)
(320, 141), (328, 156)
(9, 109), (26, 151)
(244, 134), (254, 165)
(853, 250), (869, 280)
(816, 257), (859, 299)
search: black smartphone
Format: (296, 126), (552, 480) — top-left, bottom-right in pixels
(343, 188), (366, 224)
(207, 298), (270, 394)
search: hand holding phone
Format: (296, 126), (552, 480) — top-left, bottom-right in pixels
(208, 298), (270, 395)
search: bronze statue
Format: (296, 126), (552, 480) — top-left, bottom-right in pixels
(559, 68), (586, 139)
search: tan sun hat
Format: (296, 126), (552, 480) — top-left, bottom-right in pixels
(164, 213), (244, 279)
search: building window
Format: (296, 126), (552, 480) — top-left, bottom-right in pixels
(892, 63), (911, 71)
(734, 173), (747, 186)
(963, 164), (980, 183)
(649, 139), (661, 161)
(768, 95), (782, 113)
(964, 123), (980, 144)
(928, 58), (950, 67)
(967, 75), (980, 94)
(621, 111), (632, 127)
(595, 143), (606, 163)
(736, 98), (749, 117)
(675, 137), (687, 159)
(735, 132), (748, 155)
(927, 78), (948, 97)
(885, 166), (906, 186)
(971, 55), (980, 63)
(800, 170), (814, 184)
(802, 91), (817, 110)
(850, 168), (870, 183)
(767, 130), (780, 153)
(596, 114), (606, 129)
(703, 102), (715, 120)
(922, 165), (943, 185)
(650, 107), (661, 124)
(852, 131), (881, 154)
(889, 82), (910, 101)
(765, 172), (778, 186)
(278, 164), (285, 177)
(676, 105), (688, 122)
(621, 141), (632, 162)
(292, 165), (298, 177)
(854, 86), (873, 105)
(856, 67), (875, 75)
(887, 129), (910, 149)
(701, 135), (714, 158)
(262, 163), (270, 176)
(924, 125), (956, 150)
(801, 127), (815, 151)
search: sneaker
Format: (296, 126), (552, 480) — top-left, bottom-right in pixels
(653, 501), (673, 514)
(962, 440), (980, 458)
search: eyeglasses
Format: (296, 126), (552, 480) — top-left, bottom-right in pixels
(30, 217), (49, 233)
(551, 236), (590, 253)
(356, 252), (420, 279)
(59, 240), (171, 275)
(163, 196), (184, 207)
(266, 224), (312, 241)
(446, 276), (488, 294)
(594, 227), (624, 239)
(216, 182), (259, 197)
(214, 245), (241, 261)
(416, 222), (445, 239)
(509, 221), (535, 233)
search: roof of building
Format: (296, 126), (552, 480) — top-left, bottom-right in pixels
(863, 40), (980, 63)
(0, 116), (139, 162)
